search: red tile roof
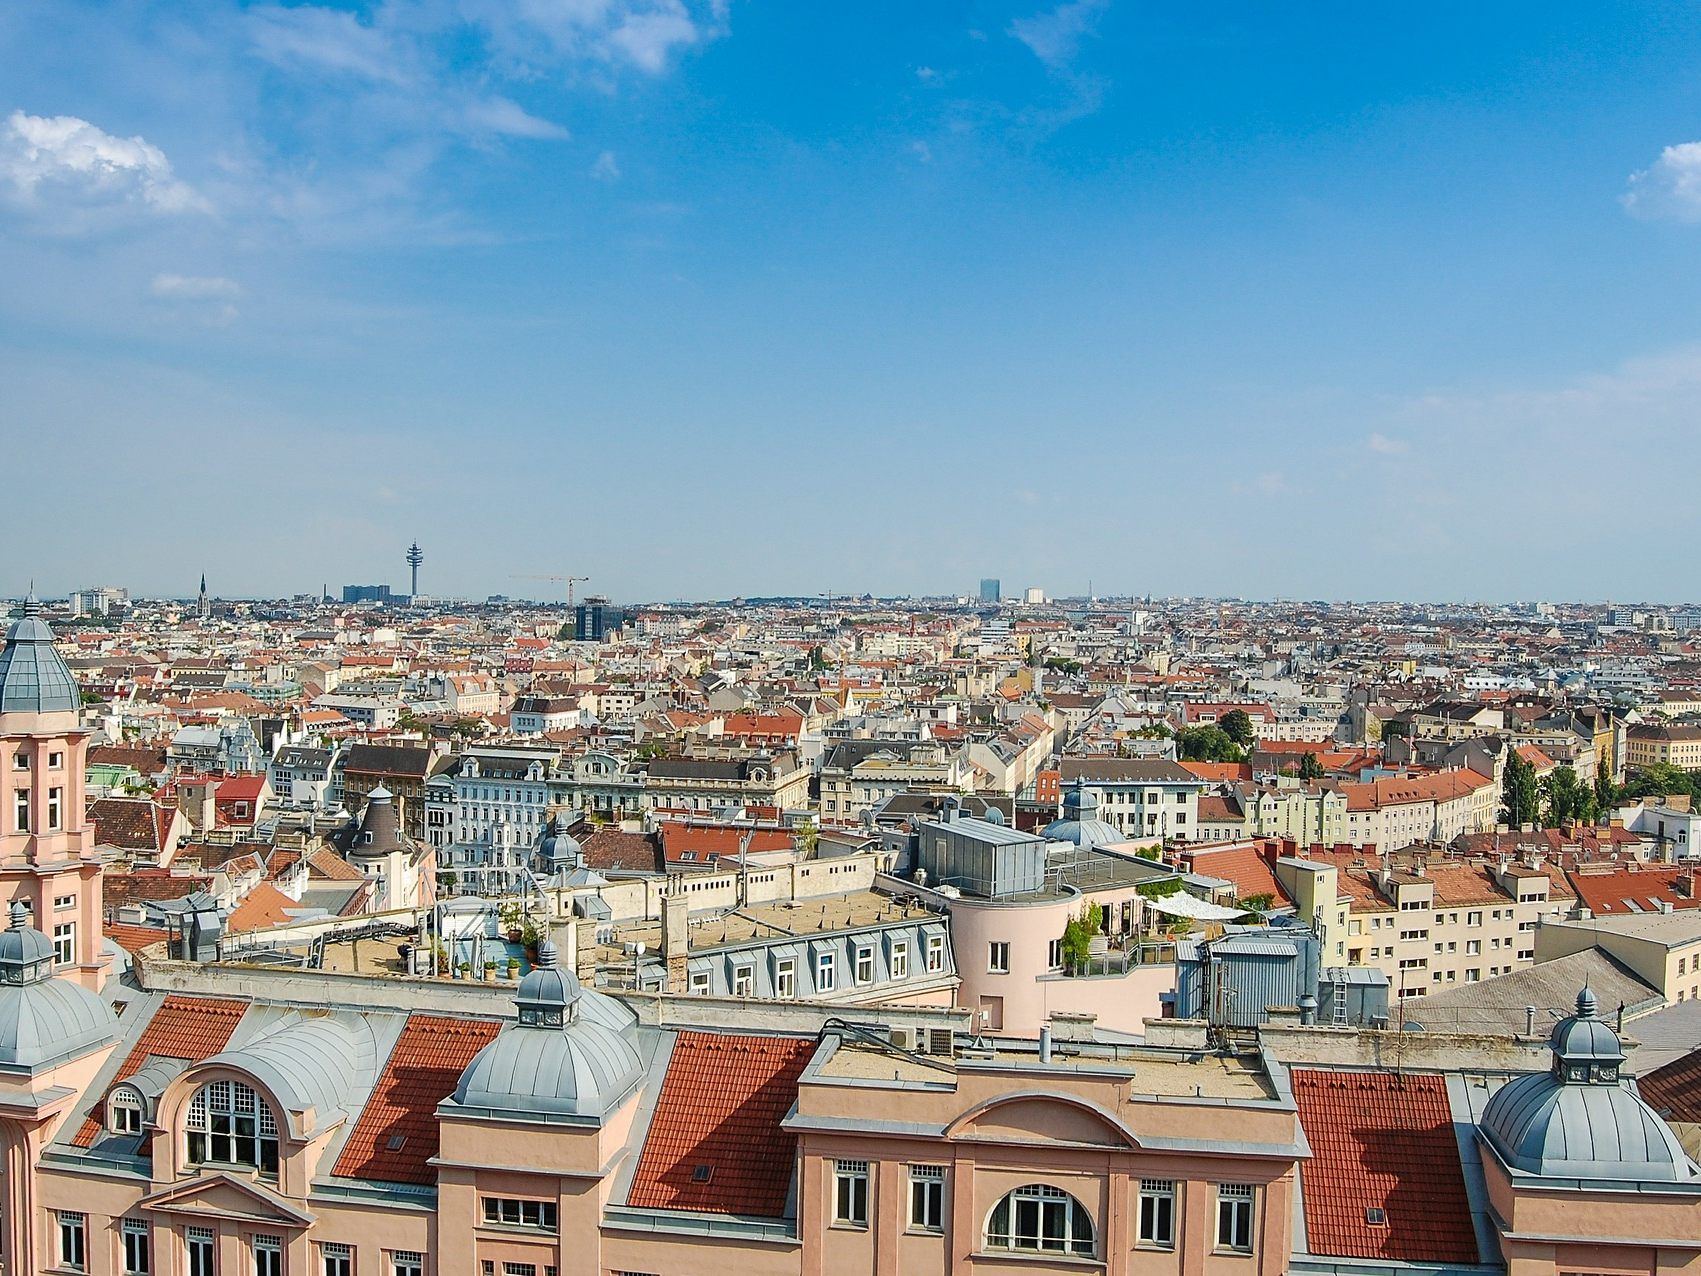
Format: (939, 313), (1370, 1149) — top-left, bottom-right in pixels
(226, 882), (301, 933)
(1566, 865), (1701, 916)
(73, 995), (246, 1147)
(331, 1013), (502, 1185)
(1291, 1069), (1477, 1264)
(626, 1031), (814, 1217)
(103, 923), (171, 955)
(1638, 1047), (1701, 1125)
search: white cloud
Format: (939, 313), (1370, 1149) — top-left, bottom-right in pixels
(606, 3), (700, 73)
(1008, 0), (1109, 68)
(909, 140), (933, 163)
(459, 97), (569, 141)
(0, 111), (205, 215)
(916, 66), (940, 83)
(1231, 470), (1289, 497)
(248, 5), (412, 84)
(150, 273), (241, 324)
(1366, 432), (1408, 455)
(1623, 142), (1701, 221)
(590, 149), (621, 181)
(467, 0), (719, 77)
(151, 274), (240, 300)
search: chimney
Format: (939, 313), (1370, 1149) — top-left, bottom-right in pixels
(660, 892), (691, 992)
(1039, 1024), (1053, 1063)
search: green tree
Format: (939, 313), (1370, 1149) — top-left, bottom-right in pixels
(1541, 765), (1589, 827)
(1594, 769), (1621, 813)
(1058, 903), (1105, 971)
(1298, 752), (1325, 781)
(1176, 725), (1245, 764)
(1218, 709), (1255, 748)
(1623, 763), (1701, 801)
(1501, 749), (1541, 827)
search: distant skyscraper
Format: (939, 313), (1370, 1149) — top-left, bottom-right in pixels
(979, 578), (1001, 603)
(576, 595), (610, 642)
(343, 584), (392, 604)
(405, 542), (424, 599)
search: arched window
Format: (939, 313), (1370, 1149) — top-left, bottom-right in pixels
(185, 1080), (279, 1174)
(985, 1184), (1095, 1257)
(107, 1086), (144, 1135)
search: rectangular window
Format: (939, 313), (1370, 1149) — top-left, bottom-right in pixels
(11, 753), (25, 769)
(187, 1227), (215, 1276)
(58, 1210), (87, 1271)
(816, 952), (836, 992)
(855, 947), (874, 985)
(1139, 1179), (1176, 1248)
(988, 941), (1010, 973)
(322, 1241), (353, 1276)
(776, 958), (796, 998)
(391, 1254), (425, 1276)
(481, 1197), (558, 1233)
(688, 969), (709, 995)
(502, 1266), (536, 1276)
(891, 941), (909, 979)
(732, 964), (754, 998)
(47, 786), (62, 830)
(834, 1160), (869, 1228)
(1216, 1183), (1254, 1252)
(909, 1165), (944, 1232)
(48, 751), (62, 769)
(53, 923), (74, 966)
(14, 788), (28, 833)
(121, 1219), (151, 1275)
(925, 935), (944, 972)
(54, 894), (75, 910)
(1048, 938), (1063, 970)
(253, 1234), (283, 1276)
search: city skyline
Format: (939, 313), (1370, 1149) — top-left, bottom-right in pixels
(8, 5), (1701, 599)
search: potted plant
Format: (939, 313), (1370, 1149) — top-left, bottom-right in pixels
(458, 962), (472, 979)
(506, 957), (522, 980)
(520, 918), (542, 957)
(483, 961), (497, 982)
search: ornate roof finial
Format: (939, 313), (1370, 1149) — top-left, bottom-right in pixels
(8, 902), (27, 931)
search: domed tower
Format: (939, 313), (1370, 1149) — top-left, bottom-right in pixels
(0, 596), (106, 989)
(1042, 780), (1125, 851)
(0, 900), (117, 1275)
(1481, 987), (1692, 1181)
(450, 941), (643, 1121)
(347, 785), (433, 912)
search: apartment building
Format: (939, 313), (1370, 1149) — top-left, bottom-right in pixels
(1339, 769), (1497, 849)
(1317, 849), (1575, 999)
(1627, 722), (1701, 772)
(1058, 758), (1204, 841)
(819, 738), (970, 825)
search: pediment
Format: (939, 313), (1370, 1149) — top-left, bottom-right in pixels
(139, 1171), (315, 1229)
(949, 1093), (1138, 1149)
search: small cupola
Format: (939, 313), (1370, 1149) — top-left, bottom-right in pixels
(0, 902), (55, 985)
(515, 941), (581, 1028)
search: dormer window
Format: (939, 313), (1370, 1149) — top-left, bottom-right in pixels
(186, 1080), (279, 1175)
(108, 1086), (144, 1135)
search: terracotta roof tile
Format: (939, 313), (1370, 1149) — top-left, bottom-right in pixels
(73, 994), (246, 1147)
(1638, 1047), (1701, 1125)
(627, 1031), (814, 1217)
(1291, 1069), (1477, 1264)
(103, 923), (171, 955)
(331, 1013), (502, 1185)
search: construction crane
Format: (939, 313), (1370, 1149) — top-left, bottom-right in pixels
(512, 574), (590, 607)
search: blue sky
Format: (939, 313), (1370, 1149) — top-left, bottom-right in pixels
(6, 2), (1701, 603)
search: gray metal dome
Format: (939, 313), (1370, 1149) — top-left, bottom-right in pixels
(452, 942), (641, 1121)
(1043, 781), (1124, 850)
(0, 597), (81, 717)
(0, 904), (115, 1074)
(538, 816), (582, 871)
(200, 1014), (372, 1137)
(1481, 987), (1692, 1182)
